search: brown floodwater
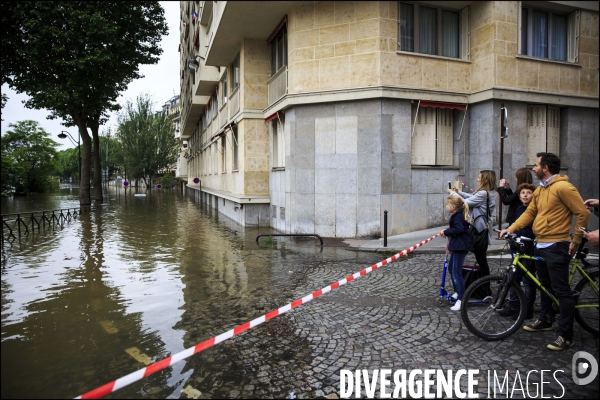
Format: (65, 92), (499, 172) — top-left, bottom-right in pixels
(1, 186), (379, 399)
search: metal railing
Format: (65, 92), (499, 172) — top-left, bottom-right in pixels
(1, 206), (90, 243)
(256, 233), (323, 246)
(268, 66), (287, 106)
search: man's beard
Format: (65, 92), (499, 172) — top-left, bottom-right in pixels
(535, 169), (545, 181)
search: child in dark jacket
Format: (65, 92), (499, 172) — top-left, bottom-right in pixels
(441, 196), (474, 311)
(499, 183), (537, 319)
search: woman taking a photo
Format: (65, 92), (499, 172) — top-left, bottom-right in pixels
(448, 170), (498, 278)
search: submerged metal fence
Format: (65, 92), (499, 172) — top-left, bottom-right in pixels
(1, 206), (91, 243)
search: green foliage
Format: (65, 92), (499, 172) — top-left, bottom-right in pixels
(1, 120), (59, 193)
(2, 1), (168, 204)
(56, 147), (80, 180)
(116, 94), (179, 187)
(158, 172), (177, 189)
(46, 176), (60, 192)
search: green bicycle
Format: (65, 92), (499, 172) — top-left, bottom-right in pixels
(461, 231), (599, 340)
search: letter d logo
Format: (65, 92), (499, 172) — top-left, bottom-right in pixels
(572, 351), (598, 385)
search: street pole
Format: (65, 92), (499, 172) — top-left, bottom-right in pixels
(499, 104), (508, 233)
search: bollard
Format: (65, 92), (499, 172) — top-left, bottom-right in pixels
(384, 210), (388, 247)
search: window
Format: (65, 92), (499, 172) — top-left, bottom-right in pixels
(213, 143), (218, 174)
(221, 71), (228, 104)
(411, 105), (454, 166)
(399, 3), (469, 59)
(221, 136), (226, 172)
(232, 125), (239, 170)
(271, 118), (285, 168)
(212, 90), (219, 118)
(231, 53), (240, 91)
(269, 24), (287, 76)
(520, 5), (579, 62)
(527, 105), (560, 165)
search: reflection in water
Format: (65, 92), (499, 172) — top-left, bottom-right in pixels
(1, 188), (378, 398)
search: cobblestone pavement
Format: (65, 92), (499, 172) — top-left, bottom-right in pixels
(175, 252), (599, 399)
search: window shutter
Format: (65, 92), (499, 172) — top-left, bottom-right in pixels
(546, 106), (560, 155)
(436, 108), (453, 165)
(411, 106), (436, 165)
(567, 10), (580, 63)
(461, 7), (470, 60)
(527, 105), (547, 165)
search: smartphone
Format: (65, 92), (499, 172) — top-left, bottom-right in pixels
(579, 227), (590, 233)
(448, 181), (452, 190)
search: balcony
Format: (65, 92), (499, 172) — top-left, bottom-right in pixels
(205, 1), (309, 66)
(268, 66), (287, 106)
(219, 102), (228, 129)
(229, 88), (240, 118)
(176, 156), (188, 180)
(194, 62), (220, 96)
(181, 94), (210, 139)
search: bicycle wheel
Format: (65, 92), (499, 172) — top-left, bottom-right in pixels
(574, 270), (599, 336)
(461, 274), (527, 340)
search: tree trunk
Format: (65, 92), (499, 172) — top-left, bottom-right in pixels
(90, 122), (103, 203)
(75, 122), (92, 207)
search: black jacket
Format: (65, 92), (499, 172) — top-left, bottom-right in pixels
(498, 186), (522, 224)
(444, 211), (474, 252)
(510, 204), (535, 255)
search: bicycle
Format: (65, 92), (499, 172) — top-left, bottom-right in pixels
(461, 230), (599, 340)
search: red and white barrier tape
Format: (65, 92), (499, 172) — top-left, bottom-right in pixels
(76, 233), (441, 399)
(459, 180), (477, 193)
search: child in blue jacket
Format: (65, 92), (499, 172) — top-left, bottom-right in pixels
(441, 196), (474, 311)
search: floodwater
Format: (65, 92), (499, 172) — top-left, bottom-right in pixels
(1, 187), (380, 399)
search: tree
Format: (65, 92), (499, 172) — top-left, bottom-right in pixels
(116, 95), (179, 188)
(2, 1), (167, 206)
(56, 147), (80, 182)
(1, 120), (59, 193)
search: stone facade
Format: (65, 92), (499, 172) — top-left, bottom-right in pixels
(180, 1), (599, 237)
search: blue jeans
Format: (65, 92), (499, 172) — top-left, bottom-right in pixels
(535, 242), (575, 339)
(449, 251), (468, 300)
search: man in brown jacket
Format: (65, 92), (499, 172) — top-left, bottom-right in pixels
(501, 152), (590, 351)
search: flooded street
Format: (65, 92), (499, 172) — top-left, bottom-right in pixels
(1, 187), (382, 399)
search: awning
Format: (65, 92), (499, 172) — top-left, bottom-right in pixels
(411, 100), (469, 138)
(264, 112), (279, 123)
(419, 100), (467, 110)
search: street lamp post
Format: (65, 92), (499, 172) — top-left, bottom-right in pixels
(57, 130), (81, 183)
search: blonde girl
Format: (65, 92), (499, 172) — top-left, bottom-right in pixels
(440, 196), (474, 311)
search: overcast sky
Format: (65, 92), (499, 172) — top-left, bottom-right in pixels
(0, 1), (180, 151)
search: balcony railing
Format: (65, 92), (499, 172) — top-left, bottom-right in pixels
(219, 102), (228, 129)
(268, 66), (287, 106)
(229, 88), (240, 117)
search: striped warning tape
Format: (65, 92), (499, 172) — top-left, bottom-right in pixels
(458, 180), (477, 193)
(76, 233), (441, 399)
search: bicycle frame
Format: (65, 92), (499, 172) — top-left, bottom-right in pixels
(509, 248), (599, 310)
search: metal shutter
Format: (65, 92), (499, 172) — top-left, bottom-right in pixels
(547, 106), (560, 155)
(436, 108), (453, 165)
(411, 106), (436, 165)
(527, 105), (547, 165)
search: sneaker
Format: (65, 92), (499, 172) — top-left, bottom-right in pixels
(451, 293), (458, 300)
(523, 319), (553, 332)
(450, 300), (461, 311)
(547, 336), (574, 351)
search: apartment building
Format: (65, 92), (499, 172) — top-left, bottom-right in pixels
(179, 1), (599, 237)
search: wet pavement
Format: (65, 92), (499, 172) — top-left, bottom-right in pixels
(1, 189), (598, 399)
